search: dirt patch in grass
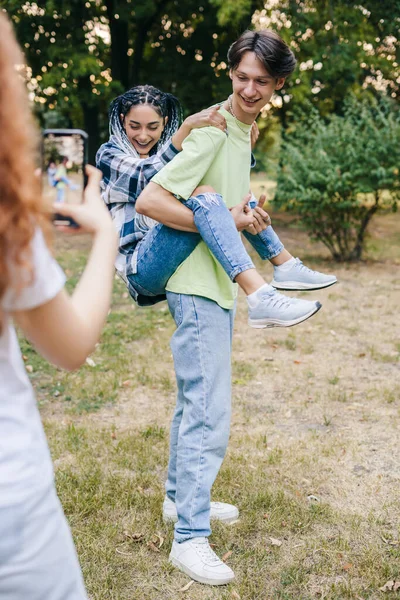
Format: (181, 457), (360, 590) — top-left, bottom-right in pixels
(35, 210), (400, 599)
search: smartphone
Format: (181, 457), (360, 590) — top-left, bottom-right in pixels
(42, 129), (88, 227)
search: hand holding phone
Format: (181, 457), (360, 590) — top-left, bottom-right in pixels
(42, 129), (88, 227)
(53, 165), (115, 235)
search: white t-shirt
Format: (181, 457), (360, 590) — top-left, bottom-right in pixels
(0, 229), (65, 507)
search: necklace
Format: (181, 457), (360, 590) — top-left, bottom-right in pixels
(227, 95), (251, 135)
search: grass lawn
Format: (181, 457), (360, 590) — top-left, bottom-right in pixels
(23, 207), (400, 599)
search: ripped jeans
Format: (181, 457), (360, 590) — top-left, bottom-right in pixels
(128, 192), (283, 298)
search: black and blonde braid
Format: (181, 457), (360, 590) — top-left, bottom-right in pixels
(108, 85), (183, 155)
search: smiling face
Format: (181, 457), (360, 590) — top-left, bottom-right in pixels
(229, 51), (285, 124)
(121, 104), (166, 156)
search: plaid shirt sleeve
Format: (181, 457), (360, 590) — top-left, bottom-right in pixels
(96, 139), (180, 205)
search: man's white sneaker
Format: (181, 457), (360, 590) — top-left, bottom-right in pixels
(271, 258), (337, 291)
(169, 537), (235, 586)
(163, 496), (239, 524)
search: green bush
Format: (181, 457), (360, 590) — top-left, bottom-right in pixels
(273, 97), (400, 261)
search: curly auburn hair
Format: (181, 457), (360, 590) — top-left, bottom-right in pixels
(0, 12), (50, 332)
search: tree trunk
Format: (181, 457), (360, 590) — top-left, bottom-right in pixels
(83, 104), (100, 165)
(130, 0), (168, 85)
(77, 76), (100, 163)
(105, 0), (130, 90)
(349, 191), (380, 260)
(131, 23), (149, 86)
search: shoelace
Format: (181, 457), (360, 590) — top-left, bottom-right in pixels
(259, 289), (293, 309)
(294, 258), (320, 275)
(194, 539), (221, 564)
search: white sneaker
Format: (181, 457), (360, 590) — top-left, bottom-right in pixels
(271, 258), (337, 290)
(169, 537), (235, 586)
(247, 284), (321, 329)
(163, 496), (239, 524)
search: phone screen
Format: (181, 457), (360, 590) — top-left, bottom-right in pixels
(42, 130), (87, 225)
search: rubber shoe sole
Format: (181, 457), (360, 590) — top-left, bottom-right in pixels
(169, 555), (235, 586)
(248, 302), (322, 329)
(271, 278), (337, 291)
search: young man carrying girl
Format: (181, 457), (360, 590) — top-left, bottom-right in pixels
(135, 29), (333, 585)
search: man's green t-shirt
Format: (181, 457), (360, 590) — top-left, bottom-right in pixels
(152, 107), (252, 309)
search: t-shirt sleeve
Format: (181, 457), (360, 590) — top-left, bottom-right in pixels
(151, 128), (226, 200)
(2, 228), (66, 312)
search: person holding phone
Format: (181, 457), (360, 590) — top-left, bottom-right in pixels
(0, 13), (117, 599)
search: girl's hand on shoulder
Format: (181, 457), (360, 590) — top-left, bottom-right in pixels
(184, 106), (227, 133)
(53, 165), (116, 236)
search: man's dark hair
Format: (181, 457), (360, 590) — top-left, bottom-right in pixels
(227, 30), (296, 79)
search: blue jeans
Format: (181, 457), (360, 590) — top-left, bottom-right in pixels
(56, 186), (65, 203)
(128, 193), (283, 298)
(166, 292), (235, 542)
(243, 227), (283, 260)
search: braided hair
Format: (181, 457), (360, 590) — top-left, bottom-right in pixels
(108, 85), (183, 156)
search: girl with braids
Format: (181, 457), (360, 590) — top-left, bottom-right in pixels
(0, 13), (117, 599)
(97, 86), (330, 324)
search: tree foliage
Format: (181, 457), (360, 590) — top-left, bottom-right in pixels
(253, 0), (400, 127)
(1, 0), (399, 161)
(273, 97), (400, 261)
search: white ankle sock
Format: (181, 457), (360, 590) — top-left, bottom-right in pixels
(247, 283), (273, 308)
(274, 257), (296, 272)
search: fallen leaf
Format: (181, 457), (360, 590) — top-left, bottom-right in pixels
(123, 531), (144, 542)
(269, 537), (282, 547)
(179, 580), (194, 592)
(154, 533), (164, 549)
(379, 580), (395, 592)
(294, 360), (301, 364)
(222, 550), (233, 562)
(121, 379), (132, 387)
(26, 365), (33, 373)
(231, 591), (241, 599)
(358, 353), (366, 358)
(342, 562), (353, 571)
(111, 432), (117, 440)
(147, 541), (160, 553)
(263, 513), (269, 519)
(22, 355), (28, 361)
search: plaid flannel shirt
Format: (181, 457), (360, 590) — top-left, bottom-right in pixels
(96, 135), (179, 301)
